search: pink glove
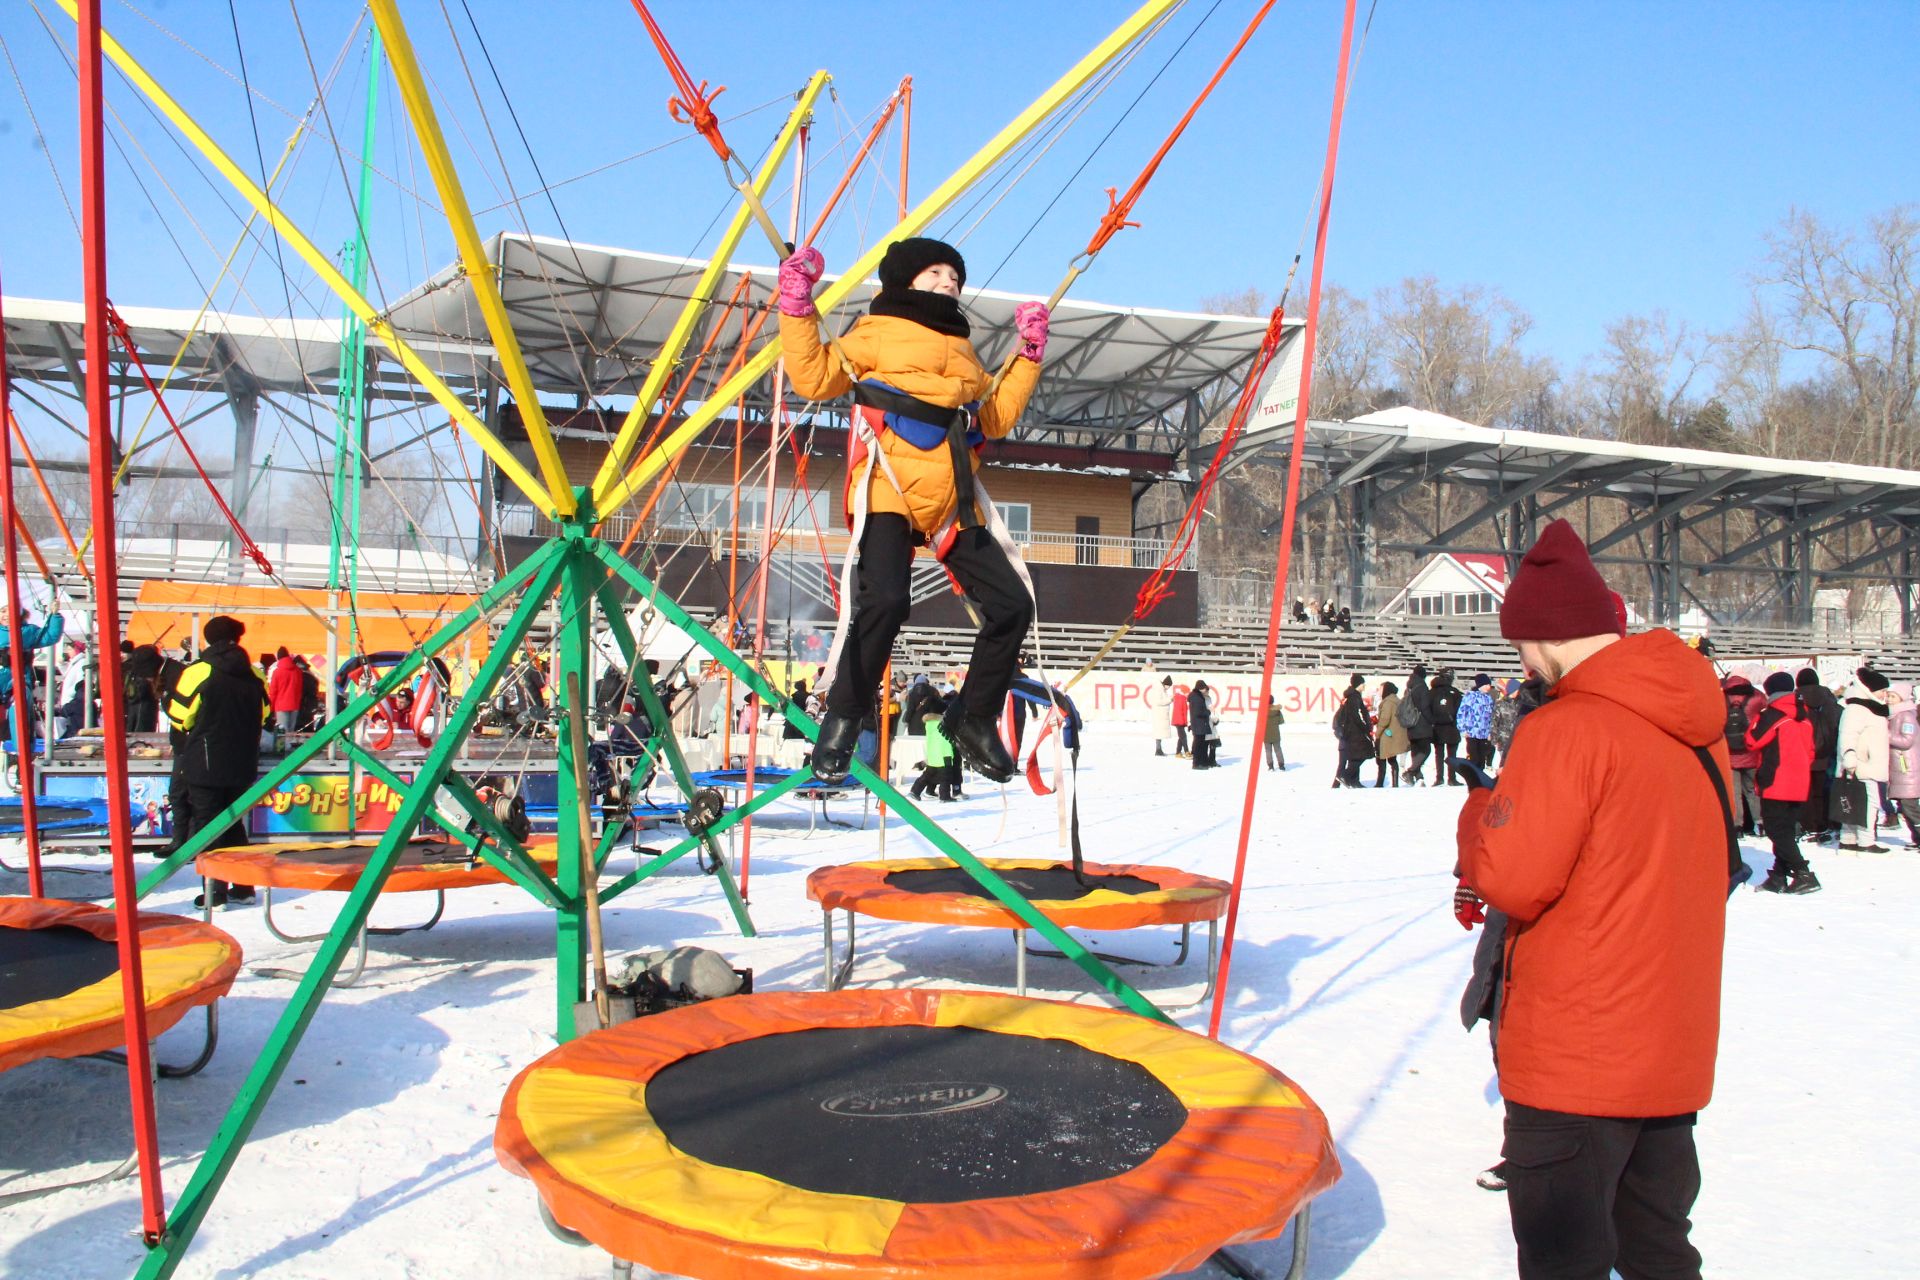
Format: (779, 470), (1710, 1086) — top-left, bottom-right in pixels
(1014, 301), (1049, 361)
(777, 247), (824, 318)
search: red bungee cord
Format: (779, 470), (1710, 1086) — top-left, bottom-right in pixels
(103, 303), (275, 577)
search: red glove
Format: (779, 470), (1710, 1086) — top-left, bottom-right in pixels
(777, 246), (824, 318)
(1453, 880), (1486, 931)
(1014, 301), (1050, 361)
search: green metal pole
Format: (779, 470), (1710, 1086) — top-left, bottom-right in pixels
(341, 739), (567, 909)
(551, 534), (596, 1040)
(132, 551), (565, 1280)
(334, 27), (380, 654)
(590, 539), (1169, 1022)
(592, 571), (753, 934)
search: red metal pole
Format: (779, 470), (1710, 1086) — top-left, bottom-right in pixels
(77, 0), (167, 1239)
(1208, 0), (1359, 1041)
(0, 284), (46, 897)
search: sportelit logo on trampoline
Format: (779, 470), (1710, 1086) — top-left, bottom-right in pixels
(821, 1083), (1007, 1117)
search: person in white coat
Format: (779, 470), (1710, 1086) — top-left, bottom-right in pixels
(1837, 666), (1893, 851)
(1146, 674), (1174, 757)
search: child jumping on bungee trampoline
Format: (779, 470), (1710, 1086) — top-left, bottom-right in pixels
(777, 236), (1049, 786)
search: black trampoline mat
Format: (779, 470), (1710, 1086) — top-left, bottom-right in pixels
(884, 865), (1162, 902)
(0, 924), (119, 1011)
(645, 1024), (1186, 1202)
(0, 803), (101, 833)
(273, 842), (474, 869)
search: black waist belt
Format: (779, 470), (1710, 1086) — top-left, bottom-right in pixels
(850, 382), (983, 532)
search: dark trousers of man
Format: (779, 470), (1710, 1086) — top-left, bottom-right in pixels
(1800, 765), (1834, 835)
(1432, 730), (1463, 784)
(1761, 796), (1810, 876)
(828, 514), (1031, 723)
(1190, 733), (1216, 769)
(1174, 724), (1189, 755)
(1467, 737), (1495, 769)
(187, 783), (252, 897)
(1503, 1102), (1702, 1280)
(1405, 739), (1432, 781)
(1264, 741), (1285, 770)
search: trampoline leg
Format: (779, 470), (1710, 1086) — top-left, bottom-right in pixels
(100, 1000), (220, 1079)
(368, 889), (446, 935)
(823, 909), (858, 991)
(1173, 922), (1192, 967)
(1204, 918), (1220, 1002)
(1286, 1203), (1313, 1280)
(0, 1147), (139, 1209)
(1015, 929), (1027, 997)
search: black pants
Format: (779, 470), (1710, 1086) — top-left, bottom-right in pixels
(828, 514), (1031, 723)
(1174, 724), (1189, 755)
(1374, 756), (1400, 787)
(187, 783), (253, 895)
(1761, 796), (1809, 876)
(165, 763), (194, 853)
(1468, 737), (1495, 769)
(1338, 752), (1365, 786)
(1264, 741), (1285, 770)
(1406, 739), (1432, 780)
(1502, 1102), (1702, 1280)
(1191, 734), (1217, 768)
(1432, 731), (1463, 784)
(1801, 766), (1833, 833)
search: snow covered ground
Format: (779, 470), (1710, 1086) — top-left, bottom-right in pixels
(3, 725), (1916, 1279)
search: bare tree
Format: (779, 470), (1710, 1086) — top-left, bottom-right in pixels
(1759, 205), (1919, 469)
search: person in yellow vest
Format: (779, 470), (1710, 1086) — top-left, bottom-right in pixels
(778, 237), (1049, 785)
(166, 615), (269, 908)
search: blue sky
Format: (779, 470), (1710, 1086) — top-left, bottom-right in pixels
(0, 0), (1914, 371)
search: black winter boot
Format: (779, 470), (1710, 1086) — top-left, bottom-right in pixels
(943, 705), (1015, 783)
(1757, 870), (1789, 893)
(1786, 869), (1822, 895)
(809, 712), (862, 785)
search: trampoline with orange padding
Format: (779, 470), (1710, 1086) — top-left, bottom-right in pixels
(806, 857), (1231, 995)
(495, 988), (1339, 1280)
(0, 896), (239, 1076)
(194, 837), (559, 986)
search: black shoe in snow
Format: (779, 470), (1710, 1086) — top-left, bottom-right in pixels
(808, 712), (862, 785)
(1757, 871), (1790, 894)
(193, 889), (228, 911)
(1787, 870), (1822, 895)
(1475, 1162), (1509, 1192)
(1837, 841), (1863, 852)
(226, 884), (256, 904)
(944, 707), (1016, 783)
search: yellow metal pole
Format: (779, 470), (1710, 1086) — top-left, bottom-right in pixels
(591, 71), (829, 497)
(56, 0), (565, 520)
(592, 0), (1186, 520)
(368, 0), (574, 517)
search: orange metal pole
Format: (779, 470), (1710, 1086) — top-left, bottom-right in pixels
(7, 409), (91, 588)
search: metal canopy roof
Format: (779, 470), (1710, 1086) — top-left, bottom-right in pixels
(380, 232), (1287, 454)
(1230, 405), (1920, 532)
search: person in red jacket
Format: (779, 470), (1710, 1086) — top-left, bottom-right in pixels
(1455, 519), (1727, 1280)
(1170, 681), (1191, 759)
(1721, 674), (1766, 836)
(266, 646), (303, 734)
(1745, 670), (1819, 894)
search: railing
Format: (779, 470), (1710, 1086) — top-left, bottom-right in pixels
(34, 520), (484, 594)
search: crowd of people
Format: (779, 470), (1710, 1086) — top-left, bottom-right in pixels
(1329, 666), (1536, 790)
(1720, 663), (1914, 893)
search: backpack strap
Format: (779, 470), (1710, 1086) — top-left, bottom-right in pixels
(1691, 746), (1754, 895)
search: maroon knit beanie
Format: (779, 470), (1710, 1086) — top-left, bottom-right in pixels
(1500, 520), (1619, 641)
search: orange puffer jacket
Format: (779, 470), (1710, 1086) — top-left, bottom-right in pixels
(1456, 629), (1729, 1118)
(781, 312), (1040, 535)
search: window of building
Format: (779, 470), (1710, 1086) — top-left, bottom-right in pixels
(652, 483), (830, 533)
(998, 502), (1032, 543)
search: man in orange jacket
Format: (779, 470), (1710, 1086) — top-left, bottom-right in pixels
(1455, 519), (1728, 1280)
